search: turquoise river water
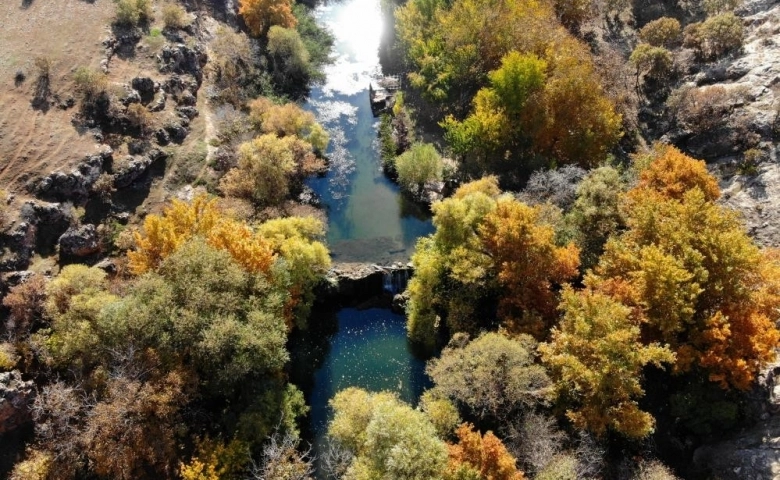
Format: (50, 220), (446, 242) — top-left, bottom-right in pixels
(305, 0), (434, 263)
(296, 0), (435, 474)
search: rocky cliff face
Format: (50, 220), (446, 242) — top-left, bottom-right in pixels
(689, 0), (780, 246)
(0, 371), (34, 435)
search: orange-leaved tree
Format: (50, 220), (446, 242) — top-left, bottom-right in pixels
(238, 0), (296, 37)
(129, 195), (275, 275)
(589, 146), (780, 389)
(446, 423), (525, 480)
(479, 197), (580, 337)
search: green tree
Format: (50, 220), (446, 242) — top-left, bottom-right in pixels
(395, 142), (444, 198)
(328, 388), (449, 480)
(427, 332), (552, 422)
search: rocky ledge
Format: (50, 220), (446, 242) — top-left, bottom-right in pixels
(317, 262), (413, 309)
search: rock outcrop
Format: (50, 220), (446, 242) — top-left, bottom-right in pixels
(34, 148), (112, 203)
(58, 224), (100, 257)
(0, 370), (34, 434)
(318, 263), (414, 307)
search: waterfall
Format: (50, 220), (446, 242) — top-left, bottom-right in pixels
(382, 268), (411, 294)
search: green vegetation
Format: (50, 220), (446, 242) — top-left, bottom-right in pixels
(114, 0), (153, 26)
(5, 196), (329, 478)
(395, 142), (444, 199)
(161, 2), (189, 29)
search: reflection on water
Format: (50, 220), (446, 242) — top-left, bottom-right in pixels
(306, 0), (434, 263)
(289, 308), (429, 475)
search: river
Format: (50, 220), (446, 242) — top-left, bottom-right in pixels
(295, 0), (435, 474)
(304, 0), (434, 264)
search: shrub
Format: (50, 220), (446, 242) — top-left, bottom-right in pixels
(114, 0), (153, 26)
(0, 343), (17, 371)
(126, 103), (154, 133)
(630, 44), (674, 81)
(0, 189), (7, 228)
(701, 13), (744, 57)
(162, 3), (189, 29)
(738, 148), (764, 175)
(667, 85), (733, 133)
(702, 0), (742, 14)
(684, 13), (744, 60)
(639, 17), (681, 47)
(394, 142), (443, 198)
(73, 66), (108, 100)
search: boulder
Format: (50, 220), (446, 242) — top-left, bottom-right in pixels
(157, 43), (207, 83)
(58, 224), (100, 257)
(131, 76), (157, 103)
(34, 149), (112, 203)
(113, 149), (167, 188)
(0, 370), (35, 434)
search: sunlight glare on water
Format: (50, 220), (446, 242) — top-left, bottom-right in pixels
(305, 0), (434, 264)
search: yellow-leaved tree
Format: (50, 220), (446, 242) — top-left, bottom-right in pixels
(238, 0), (296, 37)
(589, 146), (780, 390)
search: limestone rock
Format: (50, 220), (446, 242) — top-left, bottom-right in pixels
(113, 149), (167, 188)
(157, 43), (207, 83)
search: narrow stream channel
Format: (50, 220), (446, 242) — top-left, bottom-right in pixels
(295, 0), (436, 475)
(305, 0), (434, 264)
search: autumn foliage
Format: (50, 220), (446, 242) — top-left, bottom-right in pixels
(589, 146), (780, 390)
(446, 423), (525, 480)
(129, 195), (274, 275)
(238, 0), (296, 37)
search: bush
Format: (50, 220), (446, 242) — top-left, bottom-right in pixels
(162, 3), (189, 29)
(126, 103), (154, 134)
(702, 0), (742, 14)
(639, 17), (681, 47)
(0, 189), (7, 228)
(394, 143), (443, 199)
(73, 66), (108, 100)
(667, 85), (733, 133)
(630, 44), (674, 81)
(114, 0), (153, 26)
(0, 343), (17, 371)
(701, 13), (744, 57)
(684, 13), (744, 60)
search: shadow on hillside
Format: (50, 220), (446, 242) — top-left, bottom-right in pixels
(20, 0), (33, 9)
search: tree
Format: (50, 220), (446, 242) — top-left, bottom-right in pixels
(566, 166), (625, 271)
(239, 0), (297, 37)
(638, 17), (681, 47)
(427, 332), (552, 422)
(267, 26), (312, 94)
(589, 148), (780, 390)
(220, 134), (304, 207)
(328, 388), (449, 480)
(539, 288), (675, 438)
(479, 198), (580, 336)
(129, 195), (275, 275)
(630, 144), (719, 202)
(446, 423), (525, 480)
(442, 45), (622, 173)
(248, 97), (329, 153)
(395, 143), (444, 198)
